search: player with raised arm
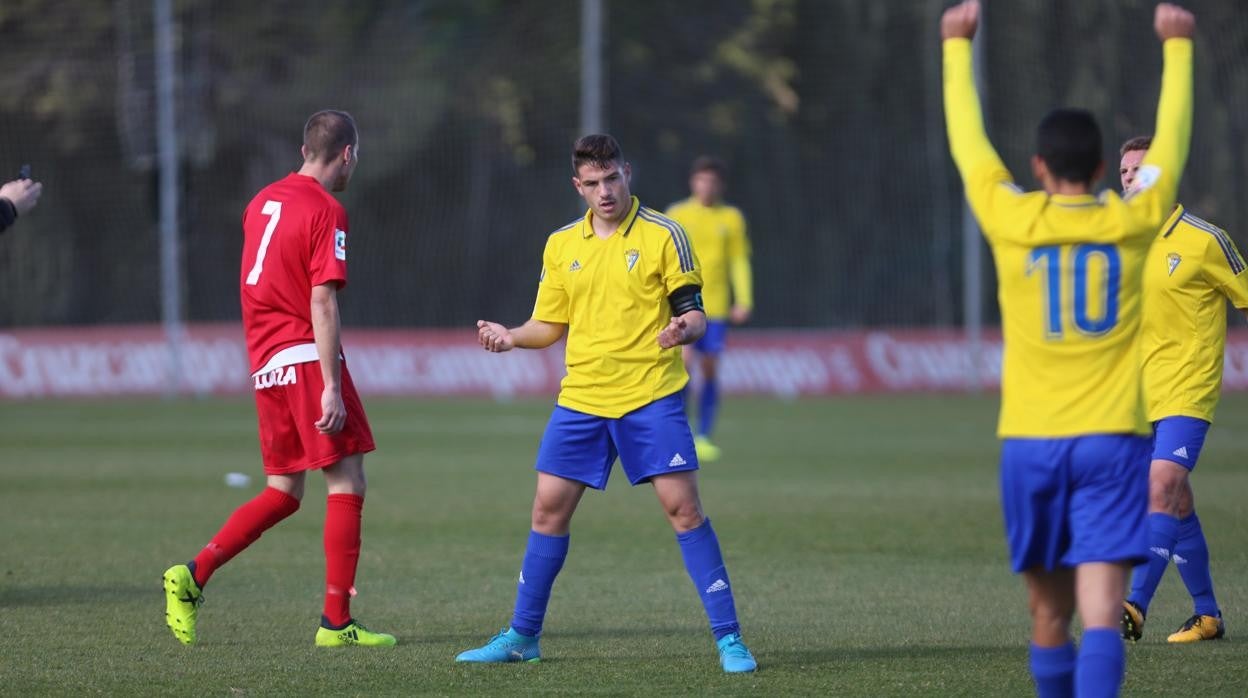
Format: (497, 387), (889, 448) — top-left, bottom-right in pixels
(1119, 136), (1248, 644)
(161, 110), (395, 648)
(458, 135), (756, 673)
(942, 2), (1193, 695)
(666, 157), (754, 462)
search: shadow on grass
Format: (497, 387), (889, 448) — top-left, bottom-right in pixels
(414, 626), (694, 646)
(0, 583), (155, 607)
(760, 643), (1020, 668)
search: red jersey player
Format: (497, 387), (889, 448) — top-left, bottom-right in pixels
(162, 110), (394, 648)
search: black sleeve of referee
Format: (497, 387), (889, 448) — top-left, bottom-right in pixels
(0, 198), (15, 235)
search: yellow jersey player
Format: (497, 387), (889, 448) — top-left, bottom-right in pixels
(1119, 136), (1248, 644)
(942, 1), (1193, 695)
(459, 135), (756, 673)
(666, 158), (754, 461)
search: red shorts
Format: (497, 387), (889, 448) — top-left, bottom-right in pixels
(253, 361), (375, 475)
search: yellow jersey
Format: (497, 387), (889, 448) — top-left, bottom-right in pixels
(665, 198), (753, 319)
(943, 37), (1193, 438)
(1141, 205), (1248, 422)
(531, 196), (703, 418)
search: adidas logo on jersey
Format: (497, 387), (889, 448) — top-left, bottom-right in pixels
(1150, 546), (1171, 560)
(253, 365), (297, 390)
(569, 260), (582, 272)
(668, 453), (687, 467)
(1172, 446), (1189, 459)
(705, 579), (729, 594)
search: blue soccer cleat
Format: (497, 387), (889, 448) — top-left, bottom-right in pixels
(456, 628), (541, 663)
(717, 632), (757, 673)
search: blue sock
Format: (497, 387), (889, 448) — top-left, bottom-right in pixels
(1174, 513), (1220, 616)
(1075, 628), (1124, 698)
(510, 530), (569, 637)
(1127, 512), (1179, 614)
(1029, 642), (1075, 698)
(698, 377), (720, 437)
(676, 518), (740, 640)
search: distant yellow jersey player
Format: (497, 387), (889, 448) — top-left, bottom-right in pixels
(666, 157), (754, 460)
(1120, 135), (1248, 645)
(942, 2), (1194, 695)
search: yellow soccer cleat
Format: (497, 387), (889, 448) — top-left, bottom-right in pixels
(315, 620), (397, 648)
(694, 435), (722, 463)
(1121, 600), (1145, 642)
(163, 564), (203, 646)
(1167, 614), (1224, 643)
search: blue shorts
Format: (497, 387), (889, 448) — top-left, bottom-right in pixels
(693, 320), (729, 355)
(1151, 416), (1210, 471)
(535, 392), (699, 490)
(999, 435), (1150, 573)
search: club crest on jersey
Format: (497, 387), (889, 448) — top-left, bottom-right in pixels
(625, 249), (640, 271)
(334, 229), (347, 261)
(253, 365), (297, 390)
(1167, 252), (1181, 276)
(569, 260), (582, 272)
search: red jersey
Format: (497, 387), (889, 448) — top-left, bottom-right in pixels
(240, 173), (349, 373)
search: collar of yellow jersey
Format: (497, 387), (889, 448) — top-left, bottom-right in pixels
(1050, 193), (1102, 208)
(581, 196), (642, 238)
(1161, 203), (1186, 238)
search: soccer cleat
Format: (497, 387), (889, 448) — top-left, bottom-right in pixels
(163, 564), (203, 646)
(455, 628), (541, 663)
(1167, 614), (1224, 643)
(314, 620), (397, 648)
(1121, 600), (1145, 642)
(694, 435), (721, 462)
(717, 632), (757, 673)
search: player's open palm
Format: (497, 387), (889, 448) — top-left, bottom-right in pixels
(477, 320), (515, 352)
(316, 387), (347, 434)
(940, 0), (979, 40)
(1155, 3), (1194, 41)
(658, 316), (688, 349)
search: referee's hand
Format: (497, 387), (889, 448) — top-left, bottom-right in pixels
(0, 178), (42, 216)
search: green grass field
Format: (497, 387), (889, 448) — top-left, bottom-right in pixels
(2, 394), (1246, 695)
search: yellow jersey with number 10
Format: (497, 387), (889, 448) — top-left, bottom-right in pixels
(943, 37), (1193, 438)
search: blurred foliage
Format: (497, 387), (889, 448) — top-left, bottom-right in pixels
(1, 0), (1246, 328)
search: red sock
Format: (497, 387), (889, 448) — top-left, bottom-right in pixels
(192, 487), (300, 587)
(323, 494), (364, 627)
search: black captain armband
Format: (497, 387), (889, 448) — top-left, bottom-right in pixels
(668, 285), (704, 316)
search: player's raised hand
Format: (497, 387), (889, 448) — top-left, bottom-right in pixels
(477, 320), (515, 352)
(1155, 3), (1195, 41)
(941, 0), (980, 41)
(658, 316), (690, 349)
(315, 385), (347, 434)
